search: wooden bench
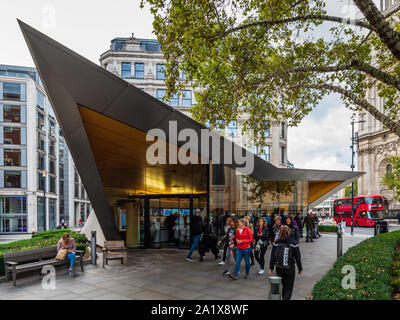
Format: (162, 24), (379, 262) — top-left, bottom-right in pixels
(102, 241), (127, 268)
(3, 246), (84, 286)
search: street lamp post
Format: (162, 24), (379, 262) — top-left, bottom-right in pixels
(42, 170), (48, 231)
(350, 118), (365, 236)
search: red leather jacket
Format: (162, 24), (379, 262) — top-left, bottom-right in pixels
(235, 227), (253, 250)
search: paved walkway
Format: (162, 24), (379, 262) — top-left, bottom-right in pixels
(0, 233), (368, 300)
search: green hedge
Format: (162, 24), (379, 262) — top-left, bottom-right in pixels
(312, 230), (400, 300)
(391, 248), (400, 299)
(0, 230), (88, 275)
(318, 225), (338, 233)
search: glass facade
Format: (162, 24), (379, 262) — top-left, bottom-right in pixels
(49, 198), (56, 230)
(228, 121), (237, 137)
(0, 196), (27, 233)
(0, 82), (26, 101)
(156, 64), (166, 80)
(182, 90), (192, 107)
(37, 196), (45, 232)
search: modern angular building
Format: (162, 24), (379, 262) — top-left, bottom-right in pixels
(0, 64), (91, 235)
(18, 21), (363, 249)
(99, 35), (290, 168)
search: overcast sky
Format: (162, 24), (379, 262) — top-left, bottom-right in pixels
(0, 0), (375, 171)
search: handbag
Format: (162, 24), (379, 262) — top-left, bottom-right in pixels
(55, 248), (68, 261)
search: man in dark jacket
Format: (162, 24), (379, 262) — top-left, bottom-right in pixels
(186, 209), (203, 261)
(303, 212), (315, 242)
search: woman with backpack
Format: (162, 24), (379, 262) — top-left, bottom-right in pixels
(229, 218), (253, 280)
(269, 225), (303, 300)
(253, 217), (269, 274)
(286, 216), (300, 244)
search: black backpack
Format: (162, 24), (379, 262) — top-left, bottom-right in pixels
(274, 242), (293, 269)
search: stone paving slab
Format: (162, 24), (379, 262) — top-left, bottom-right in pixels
(0, 233), (368, 300)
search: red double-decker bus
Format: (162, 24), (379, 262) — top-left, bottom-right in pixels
(333, 195), (385, 227)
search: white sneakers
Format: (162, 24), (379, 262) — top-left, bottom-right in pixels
(185, 257), (193, 261)
(258, 269), (265, 274)
(218, 261), (225, 265)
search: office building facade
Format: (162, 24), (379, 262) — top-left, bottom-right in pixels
(0, 64), (91, 234)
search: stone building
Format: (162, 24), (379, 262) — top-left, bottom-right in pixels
(99, 36), (290, 168)
(357, 0), (400, 210)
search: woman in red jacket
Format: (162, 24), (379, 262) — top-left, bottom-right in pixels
(229, 218), (253, 280)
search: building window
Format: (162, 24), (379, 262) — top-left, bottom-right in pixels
(156, 64), (166, 80)
(2, 105), (21, 123)
(261, 146), (270, 162)
(49, 120), (56, 137)
(215, 120), (225, 133)
(37, 196), (45, 232)
(182, 90), (192, 107)
(281, 122), (285, 138)
(37, 132), (46, 152)
(36, 89), (45, 110)
(37, 111), (45, 131)
(49, 159), (56, 175)
(3, 127), (21, 145)
(0, 196), (27, 233)
(169, 93), (179, 107)
(49, 176), (56, 193)
(156, 89), (166, 102)
(251, 146), (258, 155)
(49, 198), (56, 230)
(1, 82), (26, 101)
(181, 70), (187, 81)
(228, 121), (237, 137)
(121, 62), (131, 79)
(386, 164), (393, 174)
(59, 163), (64, 179)
(281, 146), (285, 164)
(134, 63), (144, 79)
(37, 153), (46, 170)
(49, 139), (56, 156)
(4, 171), (22, 188)
(37, 173), (45, 191)
(3, 149), (22, 166)
(263, 121), (270, 138)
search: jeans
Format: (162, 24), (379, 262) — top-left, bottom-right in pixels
(66, 251), (76, 268)
(187, 234), (201, 258)
(306, 228), (313, 242)
(233, 247), (252, 276)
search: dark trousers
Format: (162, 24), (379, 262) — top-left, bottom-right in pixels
(254, 245), (268, 269)
(276, 266), (296, 300)
(222, 241), (228, 262)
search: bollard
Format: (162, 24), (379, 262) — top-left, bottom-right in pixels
(337, 232), (343, 258)
(269, 276), (282, 300)
(91, 231), (97, 265)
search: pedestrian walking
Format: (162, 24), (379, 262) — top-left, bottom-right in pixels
(229, 218), (253, 280)
(294, 212), (303, 238)
(253, 217), (269, 274)
(271, 215), (282, 243)
(218, 217), (232, 265)
(286, 216), (300, 244)
(269, 225), (303, 300)
(397, 212), (400, 225)
(198, 217), (220, 261)
(303, 211), (315, 242)
(244, 216), (255, 266)
(218, 217), (237, 275)
(185, 209), (203, 261)
(280, 209), (287, 225)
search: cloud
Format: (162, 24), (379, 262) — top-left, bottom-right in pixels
(288, 102), (354, 171)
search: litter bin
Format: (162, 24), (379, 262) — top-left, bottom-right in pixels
(379, 220), (388, 234)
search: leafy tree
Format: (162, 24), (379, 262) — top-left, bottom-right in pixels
(142, 0), (400, 145)
(382, 155), (400, 202)
(344, 179), (358, 198)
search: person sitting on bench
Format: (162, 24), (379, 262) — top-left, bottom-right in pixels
(57, 233), (76, 276)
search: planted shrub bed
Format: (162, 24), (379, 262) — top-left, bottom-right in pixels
(0, 229), (88, 275)
(318, 225), (338, 233)
(312, 230), (400, 300)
